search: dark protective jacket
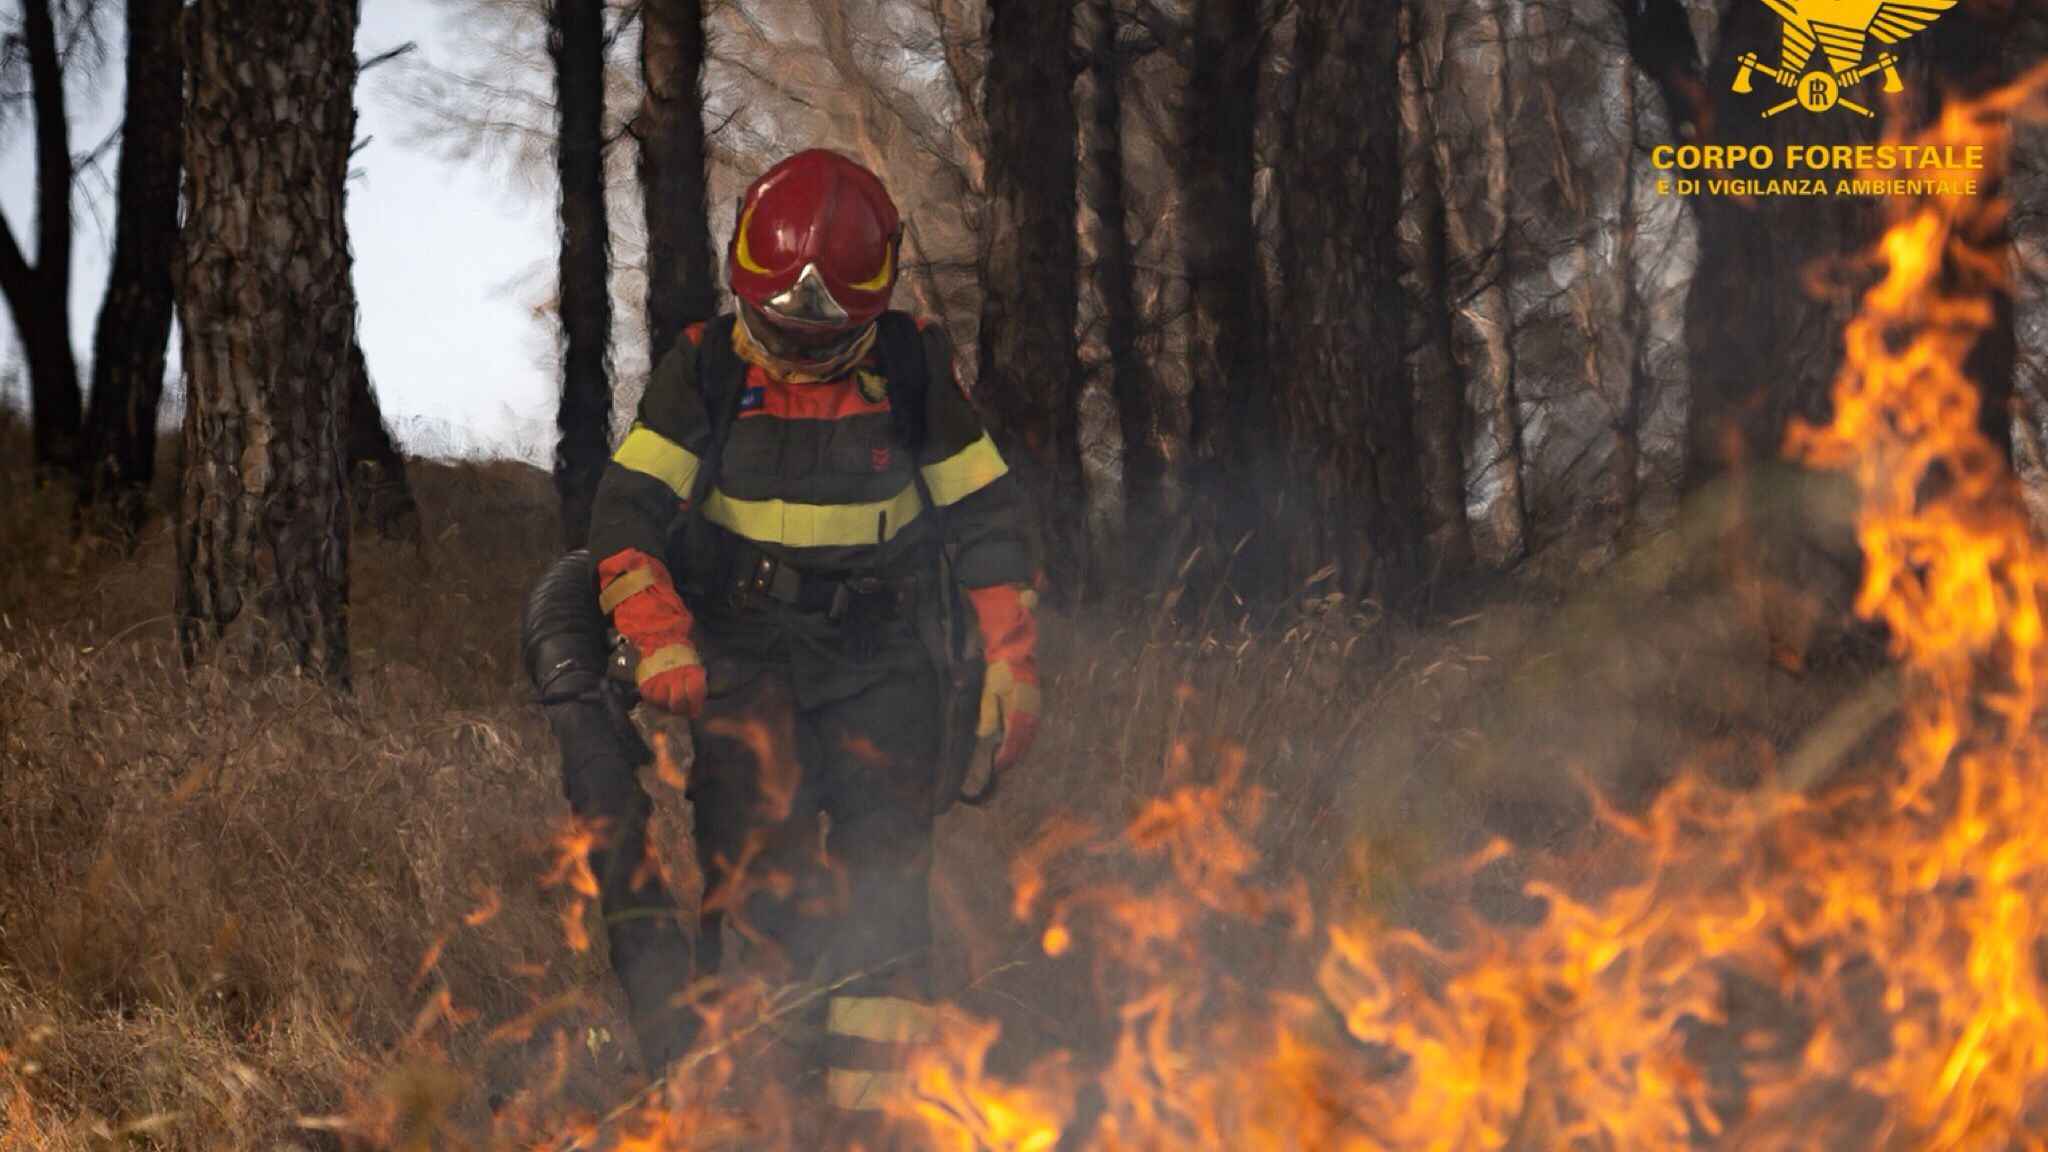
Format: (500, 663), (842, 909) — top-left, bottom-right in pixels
(586, 313), (1033, 593)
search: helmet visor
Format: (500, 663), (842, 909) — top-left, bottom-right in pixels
(740, 304), (875, 374)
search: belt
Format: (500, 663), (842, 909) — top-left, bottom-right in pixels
(726, 545), (916, 620)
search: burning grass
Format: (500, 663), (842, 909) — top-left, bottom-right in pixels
(0, 420), (1866, 1148)
(4, 109), (2023, 1141)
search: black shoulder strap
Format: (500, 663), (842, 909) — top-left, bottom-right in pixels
(691, 315), (745, 505)
(874, 310), (930, 457)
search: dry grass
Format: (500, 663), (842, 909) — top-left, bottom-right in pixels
(0, 418), (1869, 1148)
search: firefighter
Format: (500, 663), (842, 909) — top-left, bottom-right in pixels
(575, 149), (1039, 1126)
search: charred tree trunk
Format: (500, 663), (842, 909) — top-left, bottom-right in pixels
(1400, 0), (1473, 574)
(550, 0), (614, 549)
(979, 0), (1085, 593)
(1276, 0), (1423, 606)
(635, 0), (717, 361)
(77, 0), (185, 521)
(176, 0), (361, 681)
(346, 342), (421, 540)
(1916, 3), (2017, 460)
(1682, 1), (1878, 488)
(1613, 73), (1655, 532)
(1083, 0), (1167, 583)
(0, 0), (81, 471)
(1620, 0), (1874, 488)
(1182, 0), (1274, 601)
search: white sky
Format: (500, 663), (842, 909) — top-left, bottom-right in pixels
(0, 0), (560, 462)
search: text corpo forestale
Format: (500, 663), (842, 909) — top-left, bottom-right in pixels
(1649, 144), (1987, 173)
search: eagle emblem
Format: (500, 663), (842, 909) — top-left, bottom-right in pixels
(1735, 0), (1956, 118)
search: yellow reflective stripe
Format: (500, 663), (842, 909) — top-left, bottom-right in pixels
(613, 424), (700, 499)
(826, 1068), (911, 1112)
(598, 567), (658, 614)
(919, 433), (1008, 506)
(701, 485), (923, 548)
(828, 996), (938, 1044)
(635, 643), (701, 685)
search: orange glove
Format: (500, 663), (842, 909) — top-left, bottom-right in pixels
(966, 584), (1041, 771)
(598, 550), (706, 717)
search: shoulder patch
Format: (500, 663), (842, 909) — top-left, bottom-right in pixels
(856, 368), (890, 405)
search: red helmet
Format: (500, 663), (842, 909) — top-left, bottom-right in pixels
(729, 150), (902, 345)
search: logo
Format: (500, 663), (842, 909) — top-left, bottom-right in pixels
(1735, 0), (1955, 118)
(856, 369), (890, 406)
(737, 386), (765, 413)
(870, 445), (893, 472)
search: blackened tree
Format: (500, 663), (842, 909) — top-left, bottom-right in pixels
(634, 0), (717, 362)
(0, 0), (81, 470)
(549, 0), (614, 548)
(77, 0), (184, 521)
(978, 0), (1086, 593)
(1275, 0), (1425, 606)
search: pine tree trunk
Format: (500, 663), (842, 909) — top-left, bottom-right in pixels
(1083, 0), (1166, 584)
(0, 0), (81, 471)
(176, 0), (361, 681)
(1682, 0), (1877, 488)
(1462, 0), (1527, 563)
(1400, 0), (1473, 574)
(346, 342), (421, 541)
(1276, 0), (1423, 606)
(1181, 0), (1274, 600)
(1614, 73), (1654, 532)
(551, 0), (615, 549)
(635, 0), (717, 361)
(979, 0), (1085, 593)
(78, 0), (185, 522)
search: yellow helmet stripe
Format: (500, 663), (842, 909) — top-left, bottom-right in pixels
(848, 235), (897, 292)
(733, 199), (772, 276)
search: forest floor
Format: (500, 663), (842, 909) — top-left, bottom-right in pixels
(0, 418), (1893, 1149)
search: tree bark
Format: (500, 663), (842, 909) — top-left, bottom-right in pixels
(0, 0), (81, 471)
(346, 342), (422, 541)
(77, 0), (185, 521)
(1613, 71), (1655, 532)
(550, 0), (615, 549)
(978, 0), (1085, 593)
(1083, 0), (1167, 583)
(1276, 0), (1424, 607)
(176, 0), (361, 681)
(1462, 0), (1527, 563)
(635, 0), (717, 362)
(1679, 0), (1880, 488)
(1400, 0), (1474, 574)
(1181, 0), (1274, 600)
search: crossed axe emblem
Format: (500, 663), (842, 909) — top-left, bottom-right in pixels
(1733, 50), (1902, 118)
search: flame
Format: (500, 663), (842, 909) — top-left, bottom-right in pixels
(321, 75), (2048, 1152)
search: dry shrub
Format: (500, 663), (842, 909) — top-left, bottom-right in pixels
(0, 416), (1871, 1148)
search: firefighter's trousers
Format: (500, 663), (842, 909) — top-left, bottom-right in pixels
(523, 552), (947, 1126)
